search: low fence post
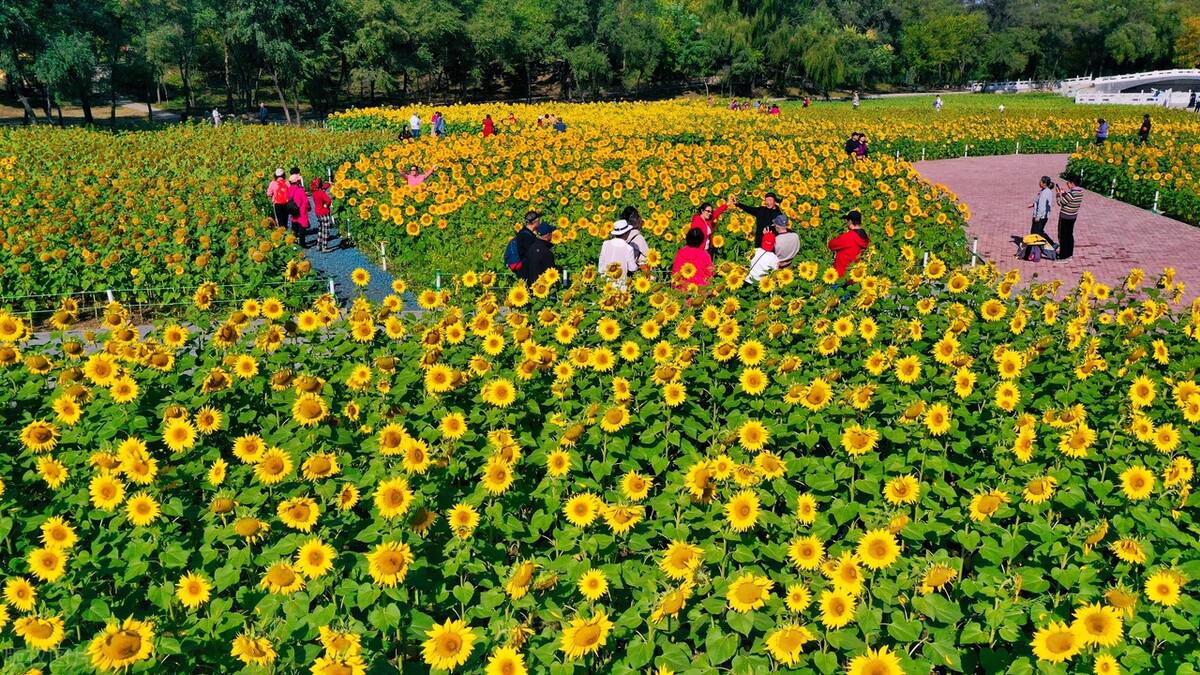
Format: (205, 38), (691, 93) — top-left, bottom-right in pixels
(971, 238), (979, 268)
(105, 289), (115, 304)
(921, 148), (926, 161)
(379, 242), (388, 272)
(435, 273), (442, 290)
(963, 144), (968, 158)
(1109, 177), (1116, 198)
(1153, 190), (1160, 214)
(922, 251), (929, 268)
(895, 150), (900, 161)
(1015, 141), (1020, 155)
(328, 278), (336, 297)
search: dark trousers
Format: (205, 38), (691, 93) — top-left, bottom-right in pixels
(292, 219), (308, 247)
(273, 203), (290, 227)
(1030, 217), (1055, 247)
(1057, 216), (1076, 259)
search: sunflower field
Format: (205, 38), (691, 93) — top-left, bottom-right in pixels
(3, 247), (1200, 673)
(1066, 139), (1200, 226)
(0, 126), (390, 306)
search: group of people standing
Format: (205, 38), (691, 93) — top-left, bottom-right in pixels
(844, 132), (870, 159)
(503, 191), (871, 293)
(1028, 174), (1084, 261)
(1095, 115), (1154, 146)
(267, 168), (335, 252)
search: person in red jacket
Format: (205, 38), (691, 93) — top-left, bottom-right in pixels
(312, 179), (333, 252)
(828, 210), (869, 278)
(482, 114), (495, 137)
(286, 170), (311, 248)
(691, 198), (732, 254)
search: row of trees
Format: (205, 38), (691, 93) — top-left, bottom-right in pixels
(3, 0), (1199, 123)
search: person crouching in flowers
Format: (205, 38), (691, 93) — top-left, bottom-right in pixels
(745, 214), (792, 284)
(597, 219), (642, 289)
(828, 210), (869, 279)
(671, 228), (714, 290)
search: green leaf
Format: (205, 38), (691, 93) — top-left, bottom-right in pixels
(706, 630), (738, 666)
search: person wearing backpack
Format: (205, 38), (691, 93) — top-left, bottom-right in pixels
(505, 211), (542, 274)
(268, 168), (290, 227)
(518, 223), (557, 284)
(597, 220), (641, 288)
(619, 207), (652, 273)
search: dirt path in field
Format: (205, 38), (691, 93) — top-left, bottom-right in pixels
(914, 153), (1200, 303)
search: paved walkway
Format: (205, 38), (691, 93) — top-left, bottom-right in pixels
(914, 153), (1200, 302)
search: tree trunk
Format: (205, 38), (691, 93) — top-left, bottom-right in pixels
(223, 43), (234, 111)
(80, 87), (95, 125)
(291, 88), (300, 125)
(180, 57), (193, 122)
(55, 101), (65, 127)
(271, 68), (291, 124)
(17, 91), (40, 125)
(110, 45), (118, 129)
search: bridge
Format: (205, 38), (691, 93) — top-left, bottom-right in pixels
(973, 69), (1200, 108)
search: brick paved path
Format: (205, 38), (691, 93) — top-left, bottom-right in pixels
(914, 153), (1200, 302)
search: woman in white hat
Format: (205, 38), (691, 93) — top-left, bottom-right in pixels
(598, 219), (641, 288)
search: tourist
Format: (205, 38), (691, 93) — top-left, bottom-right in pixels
(506, 211), (542, 274)
(998, 103), (1006, 114)
(753, 100), (762, 112)
(1139, 114), (1151, 145)
(852, 92), (860, 110)
(211, 108), (222, 127)
(1055, 174), (1084, 261)
(409, 112), (421, 139)
(518, 222), (557, 284)
(554, 118), (567, 132)
(768, 214), (800, 268)
(828, 210), (869, 278)
(398, 126), (412, 141)
(268, 168), (290, 227)
(598, 219), (641, 287)
(934, 95), (943, 112)
(802, 96), (811, 108)
(692, 199), (730, 253)
(1028, 176), (1056, 247)
(855, 133), (870, 160)
(1190, 92), (1198, 112)
(312, 179), (334, 252)
(483, 114), (495, 137)
(768, 104), (781, 115)
(746, 215), (794, 284)
(406, 164), (437, 187)
(844, 132), (861, 157)
(536, 115), (545, 128)
(258, 102), (269, 124)
(671, 228), (714, 289)
(1095, 118), (1108, 145)
(506, 112), (518, 127)
(619, 207), (651, 272)
(287, 169), (311, 248)
(431, 111), (444, 137)
(735, 192), (783, 248)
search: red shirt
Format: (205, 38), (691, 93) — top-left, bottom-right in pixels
(483, 118), (495, 137)
(312, 188), (331, 216)
(828, 229), (869, 277)
(690, 203), (728, 251)
(670, 246), (714, 289)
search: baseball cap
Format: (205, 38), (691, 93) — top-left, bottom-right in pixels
(772, 214), (790, 228)
(765, 191), (782, 202)
(536, 222), (557, 236)
(843, 210), (862, 225)
(524, 210), (542, 225)
(611, 219), (632, 237)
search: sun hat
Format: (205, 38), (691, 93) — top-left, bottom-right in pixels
(274, 168), (285, 178)
(611, 219), (632, 237)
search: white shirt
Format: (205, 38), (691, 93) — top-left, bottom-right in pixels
(745, 248), (779, 283)
(409, 114), (421, 130)
(598, 238), (639, 286)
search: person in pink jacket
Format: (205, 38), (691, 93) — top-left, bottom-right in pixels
(691, 198), (732, 254)
(671, 228), (715, 290)
(405, 164), (437, 186)
(286, 170), (311, 248)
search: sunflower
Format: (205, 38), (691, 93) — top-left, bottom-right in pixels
(20, 419), (59, 452)
(448, 503), (480, 538)
(40, 516), (77, 551)
(423, 618), (476, 671)
(296, 539), (336, 579)
(5, 577), (36, 611)
(1094, 653), (1120, 675)
(176, 572), (211, 609)
(577, 569), (608, 601)
(367, 541), (414, 587)
(1031, 621), (1082, 663)
(559, 611), (612, 661)
(83, 353), (119, 386)
(481, 458), (514, 494)
(765, 623), (813, 666)
(36, 456), (68, 489)
(28, 547), (66, 582)
(292, 393), (329, 427)
(302, 452), (340, 480)
(482, 378), (517, 407)
(923, 402), (951, 435)
(784, 583), (811, 613)
(1129, 375), (1155, 408)
(969, 490), (1009, 522)
(1059, 424), (1096, 458)
(841, 424), (880, 456)
(1145, 570), (1182, 606)
(726, 572), (773, 613)
(846, 646), (904, 675)
(1152, 423), (1180, 453)
(1072, 603), (1123, 647)
(1112, 538), (1147, 565)
(485, 646), (527, 675)
(599, 405), (630, 432)
(125, 492), (160, 527)
(232, 434), (266, 463)
(563, 493), (602, 527)
(793, 493), (818, 524)
(14, 615), (65, 651)
(884, 475), (920, 505)
(894, 354), (922, 383)
(1119, 466), (1154, 500)
(194, 406), (223, 433)
(788, 536), (825, 570)
(231, 632), (277, 665)
(857, 529), (901, 569)
(619, 471), (652, 501)
(544, 449), (572, 477)
(278, 496), (320, 532)
(87, 617), (155, 671)
(725, 490), (759, 532)
(374, 477), (413, 520)
(737, 420), (769, 451)
(819, 589), (856, 629)
(654, 540), (702, 580)
(739, 367), (768, 395)
(254, 447), (293, 485)
(261, 562), (305, 595)
(1023, 476), (1058, 504)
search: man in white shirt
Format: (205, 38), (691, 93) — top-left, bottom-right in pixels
(771, 215), (800, 268)
(598, 220), (640, 288)
(409, 113), (421, 139)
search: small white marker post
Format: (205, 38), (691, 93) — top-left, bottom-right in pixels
(1110, 177), (1116, 198)
(1153, 190), (1160, 214)
(921, 148), (926, 161)
(963, 144), (968, 158)
(1015, 141), (1020, 155)
(922, 251), (929, 268)
(971, 238), (979, 268)
(435, 273), (442, 290)
(328, 278), (336, 296)
(379, 242), (387, 272)
(895, 150), (900, 160)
